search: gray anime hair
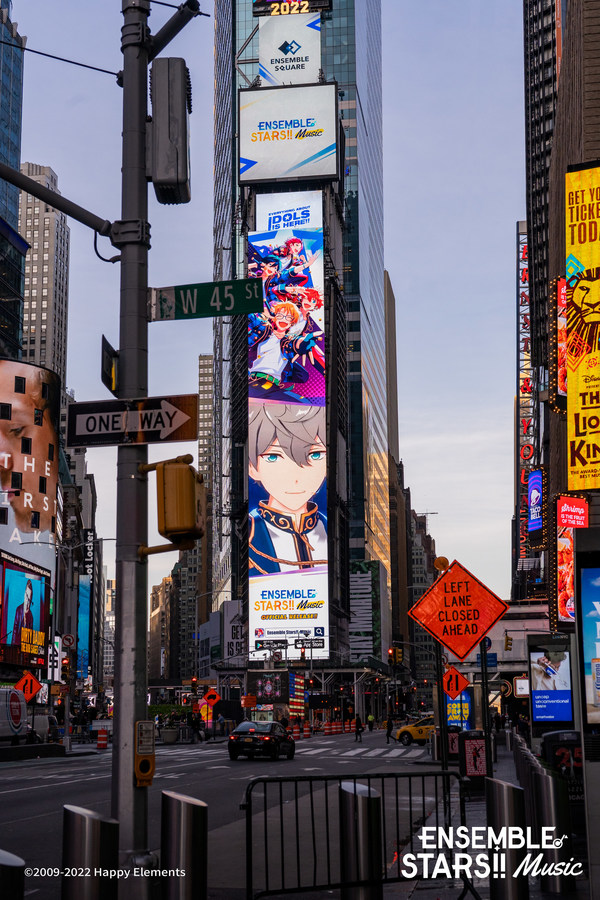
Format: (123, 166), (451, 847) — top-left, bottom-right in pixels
(248, 403), (326, 467)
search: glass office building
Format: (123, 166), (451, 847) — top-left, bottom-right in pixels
(0, 0), (25, 359)
(212, 0), (390, 613)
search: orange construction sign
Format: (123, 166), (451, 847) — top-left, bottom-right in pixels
(408, 561), (508, 661)
(443, 666), (470, 700)
(15, 671), (43, 703)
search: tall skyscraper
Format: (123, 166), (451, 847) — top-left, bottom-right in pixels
(212, 1), (390, 634)
(18, 164), (70, 383)
(0, 0), (25, 359)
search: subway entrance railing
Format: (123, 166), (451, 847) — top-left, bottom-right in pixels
(241, 770), (480, 900)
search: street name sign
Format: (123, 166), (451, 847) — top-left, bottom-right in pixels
(443, 666), (470, 701)
(15, 671), (42, 703)
(408, 560), (509, 661)
(149, 278), (263, 322)
(67, 395), (198, 448)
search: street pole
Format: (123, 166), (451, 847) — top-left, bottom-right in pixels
(479, 638), (493, 779)
(111, 0), (151, 879)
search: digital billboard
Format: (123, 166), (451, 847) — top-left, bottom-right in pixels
(247, 195), (329, 661)
(577, 566), (600, 728)
(527, 468), (544, 536)
(259, 13), (322, 87)
(256, 190), (323, 232)
(553, 495), (588, 627)
(239, 83), (338, 184)
(0, 359), (60, 583)
(253, 0), (331, 16)
(565, 165), (600, 490)
(528, 639), (573, 726)
(0, 549), (50, 665)
(516, 223), (536, 564)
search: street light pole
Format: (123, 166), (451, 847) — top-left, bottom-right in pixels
(111, 0), (151, 873)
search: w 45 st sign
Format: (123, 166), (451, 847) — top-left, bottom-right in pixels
(149, 278), (262, 321)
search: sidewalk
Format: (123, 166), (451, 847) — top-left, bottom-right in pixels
(405, 741), (589, 899)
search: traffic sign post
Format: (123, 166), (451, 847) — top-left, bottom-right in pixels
(149, 278), (263, 321)
(15, 671), (42, 703)
(67, 394), (198, 448)
(443, 666), (470, 701)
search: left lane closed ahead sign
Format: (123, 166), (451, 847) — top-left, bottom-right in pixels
(67, 395), (198, 447)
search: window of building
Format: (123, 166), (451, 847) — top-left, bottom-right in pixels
(30, 511), (40, 529)
(0, 508), (6, 526)
(21, 437), (32, 454)
(0, 404), (11, 420)
(34, 409), (43, 426)
(11, 472), (22, 490)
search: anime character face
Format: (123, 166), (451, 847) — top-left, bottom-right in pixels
(273, 309), (294, 334)
(249, 438), (326, 519)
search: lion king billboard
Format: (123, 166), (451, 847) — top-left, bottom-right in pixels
(566, 165), (600, 490)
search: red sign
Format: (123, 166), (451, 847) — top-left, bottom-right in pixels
(557, 496), (588, 528)
(465, 738), (486, 776)
(241, 694), (257, 709)
(15, 671), (42, 703)
(8, 690), (24, 729)
(204, 689), (221, 707)
(443, 666), (470, 700)
(408, 561), (509, 660)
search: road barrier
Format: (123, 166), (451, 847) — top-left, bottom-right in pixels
(241, 770), (472, 899)
(96, 729), (108, 750)
(0, 849), (25, 900)
(61, 805), (119, 900)
(161, 791), (207, 900)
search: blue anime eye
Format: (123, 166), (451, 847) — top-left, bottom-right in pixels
(308, 451), (324, 462)
(264, 453), (280, 463)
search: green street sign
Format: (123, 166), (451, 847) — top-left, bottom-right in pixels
(149, 278), (263, 321)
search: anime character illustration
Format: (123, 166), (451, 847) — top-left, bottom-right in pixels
(248, 301), (322, 402)
(275, 236), (322, 291)
(248, 403), (327, 576)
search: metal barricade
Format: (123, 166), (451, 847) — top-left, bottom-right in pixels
(161, 791), (208, 900)
(241, 770), (471, 900)
(485, 779), (529, 900)
(61, 805), (119, 900)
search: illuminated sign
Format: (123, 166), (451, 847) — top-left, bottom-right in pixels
(516, 223), (536, 564)
(247, 195), (329, 661)
(349, 560), (389, 664)
(577, 566), (600, 728)
(527, 468), (543, 534)
(565, 165), (600, 490)
(253, 0), (331, 16)
(256, 190), (323, 232)
(0, 550), (50, 666)
(514, 676), (530, 697)
(529, 646), (573, 724)
(239, 83), (338, 184)
(446, 689), (473, 729)
(259, 13), (321, 87)
(549, 277), (567, 410)
(552, 495), (588, 628)
(408, 560), (508, 660)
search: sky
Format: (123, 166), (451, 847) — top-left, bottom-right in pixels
(12, 0), (525, 600)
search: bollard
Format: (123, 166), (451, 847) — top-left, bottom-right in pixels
(161, 791), (208, 900)
(96, 729), (107, 750)
(61, 805), (119, 900)
(303, 721), (311, 739)
(530, 770), (576, 893)
(485, 779), (529, 899)
(0, 849), (25, 900)
(339, 781), (382, 900)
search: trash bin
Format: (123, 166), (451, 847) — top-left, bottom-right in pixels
(447, 726), (461, 761)
(458, 730), (487, 791)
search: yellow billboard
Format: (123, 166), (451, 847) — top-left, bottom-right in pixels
(565, 166), (600, 489)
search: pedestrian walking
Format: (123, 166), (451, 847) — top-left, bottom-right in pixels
(218, 713), (226, 736)
(367, 714), (374, 732)
(354, 715), (364, 743)
(386, 717), (396, 744)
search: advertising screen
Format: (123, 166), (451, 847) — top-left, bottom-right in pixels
(256, 190), (323, 232)
(0, 550), (50, 665)
(555, 496), (588, 625)
(578, 567), (600, 727)
(529, 646), (573, 724)
(446, 689), (473, 730)
(527, 468), (543, 534)
(259, 13), (321, 87)
(253, 0), (331, 16)
(247, 201), (329, 661)
(0, 359), (60, 585)
(565, 166), (600, 490)
(239, 83), (338, 184)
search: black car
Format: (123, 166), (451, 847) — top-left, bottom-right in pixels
(228, 721), (295, 761)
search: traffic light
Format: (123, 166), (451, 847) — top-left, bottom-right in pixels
(156, 456), (206, 545)
(388, 648), (394, 662)
(191, 677), (198, 694)
(61, 656), (70, 683)
(149, 57), (192, 205)
(395, 648), (403, 664)
(504, 634), (513, 651)
(300, 647), (306, 663)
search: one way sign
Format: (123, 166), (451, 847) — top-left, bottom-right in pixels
(67, 395), (198, 447)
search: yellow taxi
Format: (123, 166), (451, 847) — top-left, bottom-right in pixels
(396, 716), (435, 746)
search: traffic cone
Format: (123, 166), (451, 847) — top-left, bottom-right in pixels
(96, 729), (108, 750)
(293, 722), (301, 741)
(324, 721), (332, 736)
(303, 721), (311, 739)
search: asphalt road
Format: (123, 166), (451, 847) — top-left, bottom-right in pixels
(0, 730), (432, 899)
